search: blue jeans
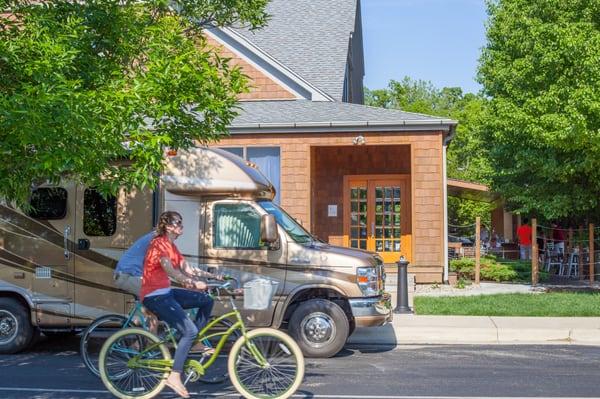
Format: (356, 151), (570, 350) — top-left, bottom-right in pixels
(143, 288), (214, 373)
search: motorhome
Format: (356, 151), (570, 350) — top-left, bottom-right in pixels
(0, 147), (391, 357)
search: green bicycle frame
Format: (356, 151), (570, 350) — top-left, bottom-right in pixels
(127, 306), (268, 374)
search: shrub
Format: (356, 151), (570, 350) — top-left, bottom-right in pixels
(450, 258), (475, 279)
(480, 262), (518, 282)
(450, 257), (530, 282)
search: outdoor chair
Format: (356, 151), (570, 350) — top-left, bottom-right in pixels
(544, 242), (563, 275)
(563, 249), (579, 278)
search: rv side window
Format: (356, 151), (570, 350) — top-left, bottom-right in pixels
(27, 187), (68, 219)
(83, 189), (117, 236)
(213, 203), (261, 249)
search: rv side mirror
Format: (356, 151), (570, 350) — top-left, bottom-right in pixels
(260, 214), (278, 244)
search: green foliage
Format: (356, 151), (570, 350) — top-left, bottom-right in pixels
(478, 0), (600, 221)
(0, 0), (269, 205)
(451, 255), (550, 282)
(455, 277), (471, 289)
(415, 292), (600, 317)
(450, 256), (524, 282)
(365, 77), (494, 225)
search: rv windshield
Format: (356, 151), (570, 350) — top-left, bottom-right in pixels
(258, 201), (314, 244)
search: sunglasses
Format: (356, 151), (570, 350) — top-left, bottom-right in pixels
(171, 219), (183, 227)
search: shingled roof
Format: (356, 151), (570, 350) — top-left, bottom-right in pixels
(233, 0), (358, 101)
(229, 100), (457, 133)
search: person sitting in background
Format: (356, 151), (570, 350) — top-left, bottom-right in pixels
(552, 222), (566, 254)
(517, 217), (533, 260)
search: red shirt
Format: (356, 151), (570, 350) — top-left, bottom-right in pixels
(140, 235), (184, 300)
(517, 224), (532, 245)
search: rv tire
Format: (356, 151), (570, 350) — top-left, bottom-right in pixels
(0, 297), (34, 354)
(288, 299), (349, 358)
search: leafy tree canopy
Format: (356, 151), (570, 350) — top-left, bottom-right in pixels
(0, 0), (269, 205)
(365, 77), (493, 226)
(478, 0), (600, 221)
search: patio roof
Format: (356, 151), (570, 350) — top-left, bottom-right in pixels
(447, 179), (501, 204)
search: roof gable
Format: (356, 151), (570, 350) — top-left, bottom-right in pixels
(232, 0), (359, 101)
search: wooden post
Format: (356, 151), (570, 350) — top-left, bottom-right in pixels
(532, 218), (538, 286)
(589, 224), (595, 284)
(475, 217), (481, 285)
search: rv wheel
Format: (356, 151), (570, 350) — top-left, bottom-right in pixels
(288, 299), (349, 358)
(0, 298), (34, 354)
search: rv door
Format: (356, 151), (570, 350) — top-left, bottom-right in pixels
(26, 183), (77, 327)
(72, 186), (153, 323)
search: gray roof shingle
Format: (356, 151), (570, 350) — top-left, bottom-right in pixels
(230, 100), (457, 132)
(233, 0), (357, 101)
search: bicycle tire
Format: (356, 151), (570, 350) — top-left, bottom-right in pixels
(197, 318), (240, 384)
(80, 314), (128, 377)
(228, 328), (305, 399)
(99, 327), (170, 399)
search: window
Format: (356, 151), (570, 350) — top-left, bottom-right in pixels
(220, 147), (244, 158)
(83, 189), (117, 236)
(213, 203), (261, 249)
(247, 147), (280, 204)
(28, 187), (68, 220)
(259, 200), (312, 244)
(217, 146), (281, 204)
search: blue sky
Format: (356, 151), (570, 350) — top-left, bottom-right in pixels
(362, 0), (488, 94)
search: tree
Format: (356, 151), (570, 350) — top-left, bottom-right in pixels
(0, 0), (269, 205)
(365, 78), (494, 226)
(478, 0), (600, 221)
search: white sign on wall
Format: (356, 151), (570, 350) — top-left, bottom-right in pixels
(328, 205), (338, 217)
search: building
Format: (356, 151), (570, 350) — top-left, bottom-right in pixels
(207, 0), (457, 282)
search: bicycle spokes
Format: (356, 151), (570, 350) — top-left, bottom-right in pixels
(234, 335), (299, 397)
(103, 332), (169, 396)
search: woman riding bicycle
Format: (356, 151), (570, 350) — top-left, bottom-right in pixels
(141, 211), (221, 398)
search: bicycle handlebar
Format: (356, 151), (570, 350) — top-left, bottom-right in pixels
(207, 280), (242, 298)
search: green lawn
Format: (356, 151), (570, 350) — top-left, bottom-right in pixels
(414, 292), (600, 317)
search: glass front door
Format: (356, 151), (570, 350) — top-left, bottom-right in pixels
(344, 176), (410, 263)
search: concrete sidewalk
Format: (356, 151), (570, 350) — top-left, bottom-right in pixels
(348, 314), (600, 346)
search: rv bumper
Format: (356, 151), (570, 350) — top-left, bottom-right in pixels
(349, 292), (393, 327)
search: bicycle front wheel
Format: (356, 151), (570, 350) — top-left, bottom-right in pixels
(80, 314), (128, 377)
(228, 328), (304, 399)
(99, 328), (170, 399)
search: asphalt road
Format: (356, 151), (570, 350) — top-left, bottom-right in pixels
(1, 335), (599, 398)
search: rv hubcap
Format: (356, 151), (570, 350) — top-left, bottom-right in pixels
(0, 310), (18, 344)
(300, 312), (335, 348)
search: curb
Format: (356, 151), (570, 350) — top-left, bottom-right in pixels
(347, 315), (600, 346)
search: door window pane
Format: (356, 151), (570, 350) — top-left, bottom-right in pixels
(247, 147), (280, 204)
(28, 187), (67, 220)
(214, 203), (261, 249)
(84, 189), (117, 236)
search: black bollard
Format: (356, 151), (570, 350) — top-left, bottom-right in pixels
(394, 256), (413, 314)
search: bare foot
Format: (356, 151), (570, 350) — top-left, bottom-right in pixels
(165, 374), (189, 398)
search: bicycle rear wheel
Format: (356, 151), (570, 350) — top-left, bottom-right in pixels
(99, 328), (170, 399)
(80, 314), (128, 377)
(228, 328), (304, 399)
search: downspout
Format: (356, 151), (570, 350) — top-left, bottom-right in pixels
(442, 143), (449, 283)
(443, 125), (457, 283)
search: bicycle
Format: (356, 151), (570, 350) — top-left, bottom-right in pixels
(81, 296), (239, 383)
(98, 281), (305, 399)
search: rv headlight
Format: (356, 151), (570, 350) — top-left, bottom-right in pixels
(356, 267), (378, 296)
